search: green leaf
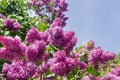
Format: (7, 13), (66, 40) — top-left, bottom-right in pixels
(67, 67), (78, 79)
(87, 66), (99, 77)
(2, 0), (7, 5)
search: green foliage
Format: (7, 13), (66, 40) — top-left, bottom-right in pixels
(0, 0), (50, 41)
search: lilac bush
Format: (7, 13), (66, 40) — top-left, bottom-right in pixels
(0, 0), (119, 80)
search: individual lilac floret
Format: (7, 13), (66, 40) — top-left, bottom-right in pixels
(3, 19), (21, 31)
(25, 40), (46, 63)
(101, 51), (116, 64)
(2, 61), (37, 80)
(0, 36), (26, 61)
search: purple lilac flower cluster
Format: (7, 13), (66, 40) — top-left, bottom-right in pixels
(2, 61), (37, 80)
(48, 26), (77, 54)
(0, 24), (78, 79)
(77, 40), (116, 70)
(0, 36), (26, 61)
(3, 19), (21, 31)
(48, 50), (78, 76)
(88, 47), (116, 69)
(28, 0), (68, 27)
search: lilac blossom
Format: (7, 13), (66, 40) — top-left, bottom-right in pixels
(48, 26), (77, 53)
(0, 36), (26, 61)
(3, 19), (21, 31)
(88, 47), (103, 69)
(26, 27), (48, 44)
(101, 51), (116, 64)
(25, 40), (46, 62)
(2, 61), (37, 80)
(48, 50), (78, 76)
(25, 27), (41, 44)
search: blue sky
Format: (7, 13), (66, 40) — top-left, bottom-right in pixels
(64, 0), (120, 53)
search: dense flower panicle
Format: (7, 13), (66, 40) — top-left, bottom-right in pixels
(48, 27), (65, 47)
(3, 19), (21, 31)
(88, 47), (103, 62)
(65, 57), (78, 71)
(48, 50), (78, 76)
(26, 27), (48, 44)
(0, 36), (26, 52)
(2, 61), (37, 80)
(53, 50), (66, 62)
(88, 47), (103, 69)
(26, 40), (46, 62)
(50, 62), (67, 76)
(0, 36), (26, 61)
(88, 45), (116, 70)
(64, 37), (77, 53)
(48, 26), (77, 53)
(25, 27), (41, 44)
(25, 43), (39, 62)
(0, 48), (23, 61)
(64, 31), (75, 42)
(101, 51), (116, 64)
